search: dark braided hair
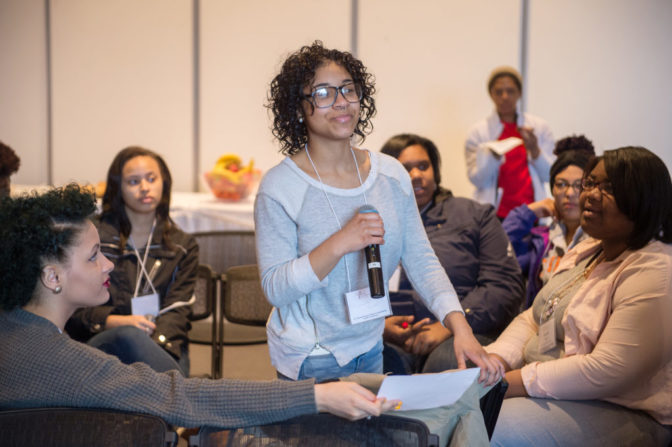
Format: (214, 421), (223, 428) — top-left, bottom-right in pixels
(267, 41), (376, 156)
(0, 184), (97, 311)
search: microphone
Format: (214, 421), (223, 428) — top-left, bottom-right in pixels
(359, 205), (385, 298)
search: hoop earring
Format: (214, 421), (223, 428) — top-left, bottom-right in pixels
(53, 286), (62, 294)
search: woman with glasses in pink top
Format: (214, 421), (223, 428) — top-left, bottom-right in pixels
(487, 146), (672, 446)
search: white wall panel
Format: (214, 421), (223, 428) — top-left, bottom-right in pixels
(50, 0), (193, 189)
(359, 0), (520, 198)
(199, 0), (351, 190)
(528, 0), (672, 170)
(0, 0), (48, 185)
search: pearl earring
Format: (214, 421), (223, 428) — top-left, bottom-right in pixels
(299, 117), (304, 123)
(53, 286), (62, 294)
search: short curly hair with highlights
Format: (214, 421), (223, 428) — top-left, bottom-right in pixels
(267, 41), (376, 156)
(0, 184), (97, 311)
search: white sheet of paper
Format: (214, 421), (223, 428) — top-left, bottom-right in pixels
(345, 287), (391, 324)
(131, 293), (160, 317)
(485, 137), (523, 156)
(377, 368), (481, 411)
(388, 265), (402, 293)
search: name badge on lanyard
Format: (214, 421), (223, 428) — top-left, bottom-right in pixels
(345, 287), (391, 324)
(129, 220), (161, 319)
(538, 318), (557, 353)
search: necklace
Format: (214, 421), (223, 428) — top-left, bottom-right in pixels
(540, 250), (604, 323)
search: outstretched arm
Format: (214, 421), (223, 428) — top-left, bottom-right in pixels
(314, 381), (399, 420)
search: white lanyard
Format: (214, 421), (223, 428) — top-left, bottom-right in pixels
(129, 219), (158, 298)
(304, 143), (368, 291)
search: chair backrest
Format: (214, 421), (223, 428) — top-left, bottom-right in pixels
(191, 230), (256, 275)
(190, 413), (439, 447)
(0, 407), (176, 447)
(190, 264), (217, 321)
(221, 264), (272, 326)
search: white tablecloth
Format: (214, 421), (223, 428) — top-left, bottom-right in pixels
(170, 191), (255, 233)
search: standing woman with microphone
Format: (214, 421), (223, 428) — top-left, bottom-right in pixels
(256, 41), (501, 383)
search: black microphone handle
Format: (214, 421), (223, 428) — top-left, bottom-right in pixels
(365, 244), (385, 298)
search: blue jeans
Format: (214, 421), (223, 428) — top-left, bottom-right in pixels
(491, 397), (672, 446)
(279, 340), (384, 383)
(88, 326), (188, 376)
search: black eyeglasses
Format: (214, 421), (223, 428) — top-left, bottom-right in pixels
(581, 177), (614, 196)
(303, 83), (362, 108)
(553, 180), (582, 193)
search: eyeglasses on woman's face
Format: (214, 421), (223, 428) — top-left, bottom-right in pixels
(553, 180), (582, 193)
(581, 177), (614, 197)
(303, 82), (362, 108)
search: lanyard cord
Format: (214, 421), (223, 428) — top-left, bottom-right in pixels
(304, 143), (368, 292)
(538, 249), (603, 325)
(130, 218), (158, 298)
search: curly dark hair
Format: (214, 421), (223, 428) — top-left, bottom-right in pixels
(0, 184), (97, 311)
(267, 41), (376, 156)
(101, 146), (174, 250)
(0, 141), (21, 177)
(583, 146), (672, 250)
(549, 135), (596, 188)
(553, 134), (595, 156)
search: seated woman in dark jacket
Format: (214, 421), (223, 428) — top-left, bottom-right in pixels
(66, 146), (197, 376)
(380, 134), (524, 374)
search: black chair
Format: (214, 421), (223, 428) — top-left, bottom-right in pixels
(187, 263), (219, 378)
(192, 231), (261, 378)
(479, 378), (508, 439)
(0, 407), (177, 447)
(212, 264), (273, 379)
(189, 413), (439, 447)
(191, 230), (257, 275)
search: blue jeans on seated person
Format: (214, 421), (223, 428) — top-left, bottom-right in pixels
(88, 326), (188, 376)
(491, 397), (672, 447)
(278, 340), (384, 383)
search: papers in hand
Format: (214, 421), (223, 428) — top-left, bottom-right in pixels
(485, 137), (523, 156)
(377, 368), (480, 411)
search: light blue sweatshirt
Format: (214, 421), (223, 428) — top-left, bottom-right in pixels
(254, 150), (462, 379)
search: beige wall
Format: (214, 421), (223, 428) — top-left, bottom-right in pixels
(50, 0), (193, 190)
(1, 1), (671, 196)
(527, 0), (672, 169)
(359, 0), (520, 197)
(199, 0), (351, 191)
(0, 0), (48, 185)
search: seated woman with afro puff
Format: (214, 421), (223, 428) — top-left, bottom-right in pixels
(0, 185), (398, 428)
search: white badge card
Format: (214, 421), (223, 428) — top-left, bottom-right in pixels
(345, 287), (391, 324)
(538, 319), (557, 353)
(131, 293), (160, 318)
